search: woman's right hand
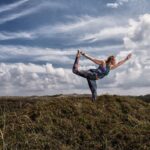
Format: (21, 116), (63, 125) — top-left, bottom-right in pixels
(80, 51), (86, 56)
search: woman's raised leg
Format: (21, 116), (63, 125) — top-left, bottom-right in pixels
(72, 50), (97, 80)
(72, 50), (80, 74)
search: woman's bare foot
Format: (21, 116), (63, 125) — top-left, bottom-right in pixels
(76, 50), (81, 58)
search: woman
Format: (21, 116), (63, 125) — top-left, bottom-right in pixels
(72, 50), (132, 101)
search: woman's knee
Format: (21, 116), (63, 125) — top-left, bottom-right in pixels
(72, 67), (78, 74)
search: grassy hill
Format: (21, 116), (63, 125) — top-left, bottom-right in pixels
(0, 95), (150, 150)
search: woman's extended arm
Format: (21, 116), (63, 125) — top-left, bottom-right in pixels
(81, 51), (104, 65)
(111, 53), (132, 70)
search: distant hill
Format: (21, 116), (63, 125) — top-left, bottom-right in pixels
(0, 95), (150, 150)
(138, 94), (150, 103)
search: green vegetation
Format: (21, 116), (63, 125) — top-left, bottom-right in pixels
(0, 95), (150, 150)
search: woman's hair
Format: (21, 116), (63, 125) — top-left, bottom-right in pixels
(106, 55), (115, 64)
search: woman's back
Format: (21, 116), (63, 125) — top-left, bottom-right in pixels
(96, 64), (110, 79)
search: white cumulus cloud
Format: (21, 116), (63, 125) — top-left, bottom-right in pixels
(107, 0), (129, 8)
(113, 13), (150, 90)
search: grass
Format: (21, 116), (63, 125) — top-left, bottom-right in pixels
(0, 94), (150, 150)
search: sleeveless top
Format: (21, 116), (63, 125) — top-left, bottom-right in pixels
(96, 64), (110, 79)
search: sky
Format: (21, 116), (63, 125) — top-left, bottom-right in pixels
(0, 0), (150, 96)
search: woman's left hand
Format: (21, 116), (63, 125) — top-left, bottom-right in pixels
(126, 53), (132, 60)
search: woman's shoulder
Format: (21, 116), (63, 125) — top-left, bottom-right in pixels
(99, 60), (106, 67)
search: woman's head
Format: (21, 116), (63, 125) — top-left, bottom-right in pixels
(106, 55), (116, 65)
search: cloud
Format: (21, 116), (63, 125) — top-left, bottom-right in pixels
(18, 15), (126, 46)
(106, 3), (119, 9)
(123, 13), (150, 67)
(0, 31), (33, 40)
(0, 44), (149, 96)
(0, 58), (148, 96)
(0, 63), (82, 95)
(0, 0), (29, 13)
(34, 15), (116, 36)
(0, 1), (66, 25)
(0, 61), (121, 96)
(81, 26), (127, 42)
(113, 13), (150, 90)
(0, 44), (125, 66)
(0, 4), (46, 25)
(0, 45), (75, 66)
(124, 14), (150, 50)
(0, 15), (127, 49)
(0, 44), (120, 96)
(107, 0), (128, 8)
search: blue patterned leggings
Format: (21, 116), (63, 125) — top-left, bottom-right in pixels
(72, 56), (98, 101)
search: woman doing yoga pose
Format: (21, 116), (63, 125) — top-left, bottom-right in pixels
(72, 50), (132, 101)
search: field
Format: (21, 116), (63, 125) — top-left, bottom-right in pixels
(0, 94), (150, 150)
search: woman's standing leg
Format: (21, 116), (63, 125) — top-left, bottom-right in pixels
(87, 79), (97, 101)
